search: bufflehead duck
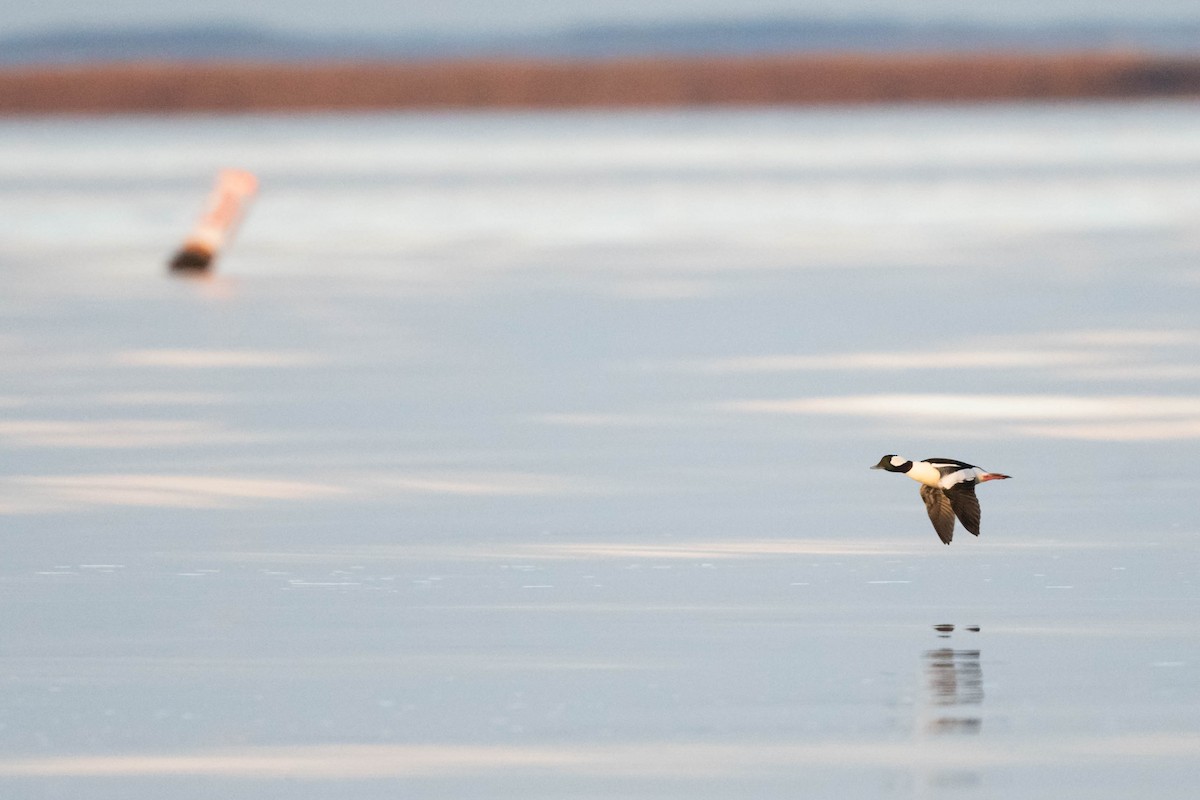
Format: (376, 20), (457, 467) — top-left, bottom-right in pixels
(871, 455), (1010, 545)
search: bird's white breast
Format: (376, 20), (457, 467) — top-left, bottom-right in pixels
(905, 461), (943, 487)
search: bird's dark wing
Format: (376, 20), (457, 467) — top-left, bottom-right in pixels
(946, 482), (981, 536)
(920, 485), (955, 545)
(923, 458), (975, 470)
(923, 458), (977, 478)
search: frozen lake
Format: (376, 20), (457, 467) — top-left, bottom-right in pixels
(1, 102), (1200, 798)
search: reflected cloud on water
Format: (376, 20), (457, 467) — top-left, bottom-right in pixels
(0, 419), (252, 448)
(726, 393), (1200, 420)
(369, 471), (602, 497)
(723, 393), (1200, 441)
(7, 733), (1200, 781)
(578, 325), (1200, 442)
(681, 348), (1103, 373)
(674, 328), (1200, 380)
(0, 469), (610, 514)
(113, 349), (325, 369)
(0, 474), (348, 513)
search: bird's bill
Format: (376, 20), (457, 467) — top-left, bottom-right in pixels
(869, 464), (883, 469)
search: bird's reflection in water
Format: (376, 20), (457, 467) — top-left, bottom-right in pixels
(924, 624), (983, 736)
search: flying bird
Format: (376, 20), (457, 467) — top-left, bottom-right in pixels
(871, 455), (1010, 544)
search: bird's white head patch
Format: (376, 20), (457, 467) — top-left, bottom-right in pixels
(890, 455), (907, 467)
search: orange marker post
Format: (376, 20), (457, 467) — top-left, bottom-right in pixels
(169, 169), (259, 272)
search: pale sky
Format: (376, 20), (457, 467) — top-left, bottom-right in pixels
(5, 0), (1200, 37)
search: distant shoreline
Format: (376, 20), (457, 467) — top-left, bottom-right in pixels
(2, 52), (1199, 115)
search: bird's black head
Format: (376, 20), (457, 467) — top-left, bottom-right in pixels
(871, 455), (912, 473)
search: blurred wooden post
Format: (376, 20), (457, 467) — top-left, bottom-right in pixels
(169, 169), (258, 272)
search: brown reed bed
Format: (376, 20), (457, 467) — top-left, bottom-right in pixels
(1, 52), (1198, 114)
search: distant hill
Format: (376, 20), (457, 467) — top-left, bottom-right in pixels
(3, 18), (1200, 65)
(542, 19), (1200, 58)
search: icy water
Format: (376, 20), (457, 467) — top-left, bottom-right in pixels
(1, 103), (1199, 798)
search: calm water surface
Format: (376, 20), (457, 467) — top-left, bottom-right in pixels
(1, 103), (1199, 798)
